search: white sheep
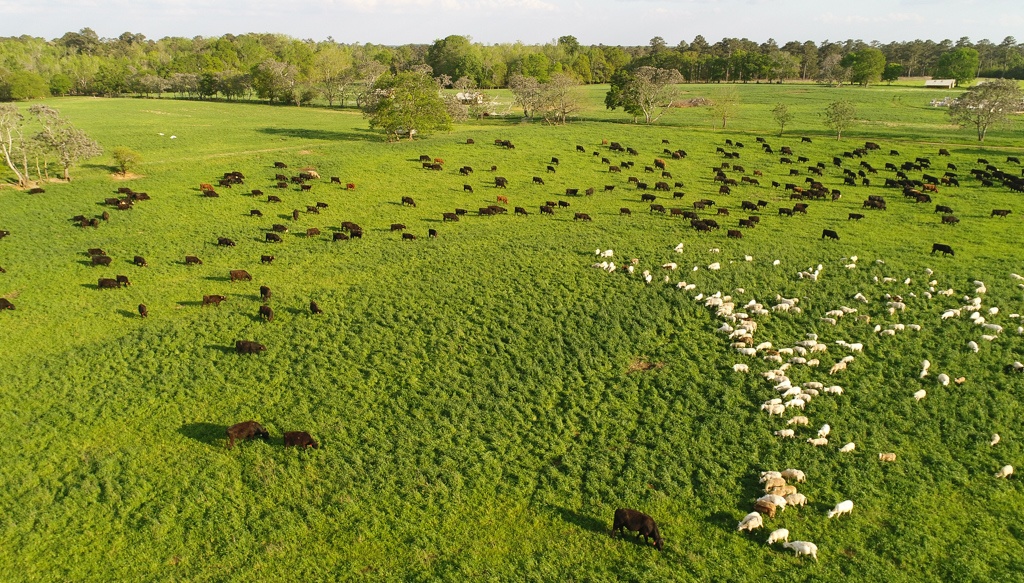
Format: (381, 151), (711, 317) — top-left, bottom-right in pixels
(601, 249), (614, 258)
(818, 424), (831, 438)
(920, 359), (931, 378)
(787, 416), (809, 426)
(758, 494), (788, 508)
(781, 469), (806, 483)
(849, 343), (863, 352)
(785, 399), (806, 410)
(937, 373), (950, 386)
(991, 434), (1001, 446)
(841, 355), (855, 364)
(914, 389), (926, 402)
(774, 429), (796, 438)
(733, 363), (749, 373)
(995, 465), (1014, 479)
(983, 324), (1003, 333)
(737, 512), (763, 532)
(879, 452), (897, 462)
(738, 347), (757, 357)
(811, 343), (829, 353)
(840, 442), (856, 453)
(756, 342), (773, 351)
(829, 362), (847, 375)
(662, 262), (677, 270)
(708, 262), (721, 271)
(824, 386), (844, 395)
(807, 437), (828, 447)
(759, 471), (783, 482)
(674, 242), (685, 253)
(804, 381), (824, 390)
(967, 341), (980, 353)
(784, 492), (808, 507)
(827, 499), (854, 518)
(767, 528), (790, 545)
(806, 359), (820, 367)
(763, 403), (785, 416)
(783, 541), (818, 561)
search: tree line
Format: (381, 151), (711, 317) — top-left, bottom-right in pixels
(1, 30), (1022, 103)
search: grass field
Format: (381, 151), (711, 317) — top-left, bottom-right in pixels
(2, 83), (1024, 581)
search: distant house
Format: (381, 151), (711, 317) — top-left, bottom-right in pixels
(456, 92), (483, 104)
(925, 79), (957, 89)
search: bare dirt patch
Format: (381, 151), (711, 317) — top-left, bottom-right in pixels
(111, 172), (144, 181)
(627, 357), (664, 373)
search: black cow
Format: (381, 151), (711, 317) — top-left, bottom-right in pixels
(266, 233), (282, 243)
(822, 229), (839, 241)
(260, 285), (271, 302)
(992, 209), (1012, 217)
(261, 255), (274, 264)
(931, 243), (954, 256)
(333, 232), (349, 241)
(540, 206), (554, 215)
(391, 223), (406, 232)
(612, 508), (664, 551)
(133, 255), (147, 267)
(116, 275), (131, 287)
(235, 340), (266, 355)
(495, 177), (508, 188)
(92, 255), (112, 266)
(250, 209), (263, 217)
(98, 278), (120, 289)
(218, 237), (236, 247)
(515, 207), (528, 216)
(284, 431), (319, 449)
(402, 233), (416, 241)
(533, 177), (545, 185)
(310, 300), (323, 315)
(226, 420), (269, 448)
(728, 230), (742, 238)
(0, 298), (13, 310)
(848, 213), (864, 221)
(935, 205), (953, 214)
(259, 305), (274, 321)
(203, 295), (227, 306)
(941, 215), (960, 225)
(442, 213), (459, 222)
(428, 229), (438, 238)
(573, 213), (592, 222)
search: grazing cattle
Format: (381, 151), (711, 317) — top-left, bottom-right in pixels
(229, 270), (252, 282)
(728, 229), (742, 239)
(532, 176), (546, 186)
(259, 305), (274, 321)
(609, 165), (620, 173)
(261, 255), (275, 264)
(346, 183), (356, 190)
(250, 209), (265, 218)
(202, 189), (219, 198)
(92, 255), (113, 266)
(742, 201), (758, 212)
(97, 278), (120, 289)
(331, 176), (341, 184)
(267, 195), (282, 203)
(612, 508), (664, 551)
(306, 205), (319, 215)
(497, 195), (509, 204)
(931, 243), (954, 256)
(274, 162), (288, 169)
(202, 295), (226, 307)
(495, 177), (508, 188)
(779, 208), (793, 216)
(258, 285), (271, 303)
(514, 207), (528, 216)
(938, 148), (950, 156)
(115, 275), (131, 287)
(935, 205), (953, 214)
(547, 165), (557, 173)
(585, 187), (595, 196)
(226, 420), (269, 449)
(134, 303), (147, 319)
(650, 204), (666, 213)
(305, 228), (320, 238)
(349, 229), (362, 239)
(739, 219), (753, 228)
(181, 255), (202, 266)
(673, 192), (685, 199)
(391, 223), (406, 232)
(271, 224), (288, 233)
(848, 213), (864, 221)
(540, 205), (555, 215)
(573, 213), (592, 222)
(942, 215), (960, 225)
(620, 208), (631, 216)
(1008, 156), (1021, 164)
(266, 233), (282, 243)
(793, 203), (808, 214)
(641, 193), (657, 202)
(292, 209), (301, 220)
(719, 185), (731, 195)
(310, 300), (323, 315)
(0, 298), (13, 310)
(717, 208), (729, 216)
(332, 232), (349, 241)
(284, 431), (319, 449)
(992, 209), (1012, 217)
(86, 248), (106, 256)
(822, 229), (839, 241)
(402, 233), (416, 241)
(428, 228), (438, 238)
(133, 255), (147, 267)
(442, 213), (459, 222)
(557, 200), (571, 208)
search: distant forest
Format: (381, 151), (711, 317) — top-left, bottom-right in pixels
(1, 30), (1022, 103)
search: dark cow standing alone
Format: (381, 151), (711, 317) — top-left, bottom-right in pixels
(259, 305), (274, 322)
(932, 243), (955, 256)
(612, 508), (664, 551)
(0, 298), (14, 310)
(235, 340), (266, 354)
(226, 420), (270, 449)
(138, 304), (148, 318)
(284, 431), (319, 449)
(822, 229), (839, 241)
(310, 300), (323, 315)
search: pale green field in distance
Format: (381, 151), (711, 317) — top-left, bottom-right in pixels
(1, 84), (1023, 581)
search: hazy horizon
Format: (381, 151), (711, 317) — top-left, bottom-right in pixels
(0, 0), (1021, 46)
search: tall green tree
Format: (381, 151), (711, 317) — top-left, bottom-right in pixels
(362, 71), (451, 141)
(425, 36), (483, 86)
(882, 62), (903, 84)
(710, 88), (740, 129)
(936, 47), (980, 85)
(948, 79), (1023, 140)
(822, 100), (856, 139)
(605, 66), (683, 124)
(29, 105), (102, 181)
(771, 102), (793, 136)
(842, 48), (886, 85)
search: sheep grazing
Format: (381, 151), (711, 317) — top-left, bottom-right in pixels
(840, 442), (856, 453)
(807, 437), (829, 447)
(824, 385), (844, 395)
(995, 465), (1014, 479)
(937, 373), (950, 386)
(753, 500), (777, 518)
(733, 363), (749, 373)
(758, 494), (788, 508)
(763, 477), (786, 492)
(759, 471), (783, 482)
(827, 500), (854, 518)
(914, 390), (927, 402)
(767, 485), (797, 498)
(775, 429), (796, 438)
(784, 492), (808, 507)
(781, 469), (806, 483)
(674, 242), (685, 253)
(818, 424), (831, 438)
(767, 528), (790, 545)
(708, 262), (721, 271)
(787, 416), (809, 426)
(737, 512), (764, 532)
(783, 541), (819, 561)
(879, 452), (897, 462)
(967, 341), (980, 353)
(662, 262), (677, 270)
(991, 434), (1001, 446)
(920, 359), (931, 378)
(829, 361), (847, 375)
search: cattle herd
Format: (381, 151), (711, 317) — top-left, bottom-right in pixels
(2, 127), (1022, 560)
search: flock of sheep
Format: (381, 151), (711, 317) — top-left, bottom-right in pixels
(588, 241), (1019, 560)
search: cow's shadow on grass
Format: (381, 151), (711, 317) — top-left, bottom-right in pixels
(205, 344), (235, 354)
(551, 506), (608, 536)
(116, 309), (138, 319)
(80, 283), (99, 290)
(204, 276), (229, 282)
(178, 300), (203, 307)
(178, 422), (226, 447)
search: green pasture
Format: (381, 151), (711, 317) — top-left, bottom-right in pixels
(1, 84), (1024, 581)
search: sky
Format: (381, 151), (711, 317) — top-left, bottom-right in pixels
(0, 0), (1021, 46)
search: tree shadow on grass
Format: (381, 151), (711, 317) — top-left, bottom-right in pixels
(258, 127), (372, 142)
(178, 422), (226, 447)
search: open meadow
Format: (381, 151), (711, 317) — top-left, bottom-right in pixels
(2, 83), (1024, 581)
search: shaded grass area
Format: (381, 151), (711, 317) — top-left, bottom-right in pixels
(0, 87), (1023, 579)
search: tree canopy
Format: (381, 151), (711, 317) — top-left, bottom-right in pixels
(842, 48), (886, 86)
(936, 47), (980, 85)
(605, 66), (684, 124)
(822, 100), (856, 139)
(948, 79), (1024, 141)
(362, 71), (451, 141)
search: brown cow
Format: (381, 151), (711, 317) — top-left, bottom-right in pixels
(284, 431), (319, 449)
(116, 275), (131, 287)
(133, 255), (147, 267)
(203, 295), (227, 306)
(92, 255), (112, 266)
(391, 223), (406, 231)
(497, 195), (509, 204)
(0, 298), (15, 310)
(138, 304), (148, 318)
(261, 255), (275, 264)
(185, 255), (202, 265)
(259, 305), (274, 321)
(612, 508), (664, 551)
(310, 300), (323, 314)
(98, 278), (120, 289)
(260, 285), (271, 302)
(229, 270), (252, 282)
(226, 420), (269, 449)
(306, 228), (321, 237)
